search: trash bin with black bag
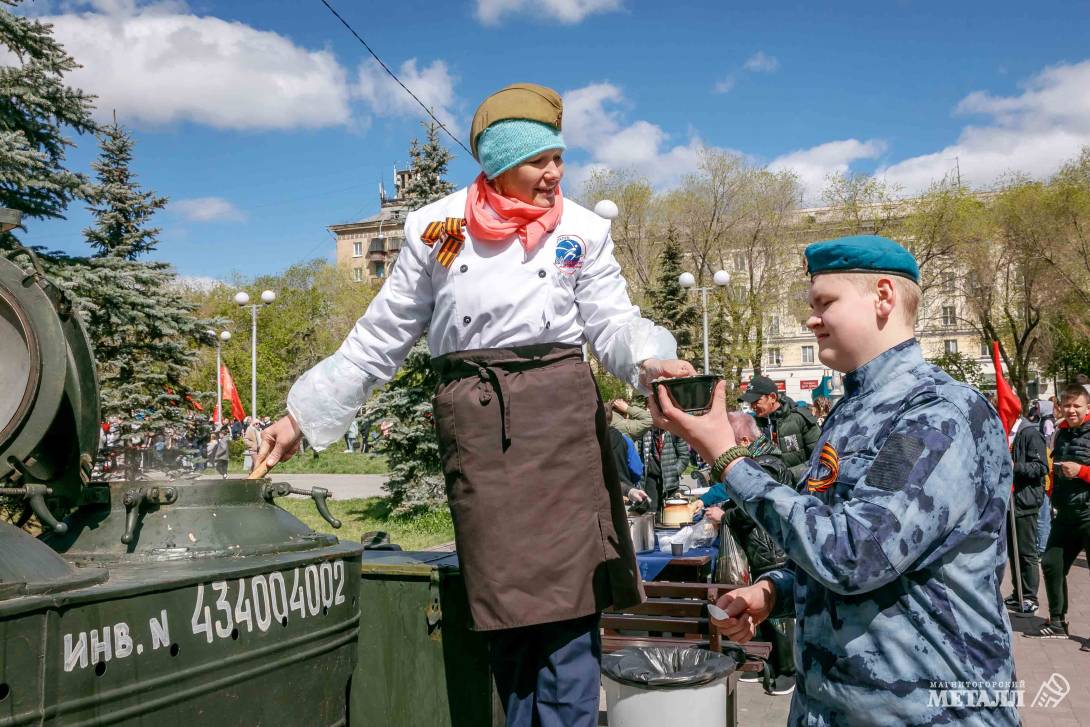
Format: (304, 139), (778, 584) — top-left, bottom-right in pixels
(601, 644), (746, 727)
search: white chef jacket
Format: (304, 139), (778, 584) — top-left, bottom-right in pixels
(287, 187), (677, 449)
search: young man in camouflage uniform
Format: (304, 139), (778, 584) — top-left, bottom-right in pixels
(650, 235), (1017, 726)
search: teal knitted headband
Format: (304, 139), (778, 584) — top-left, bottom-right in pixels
(476, 119), (566, 180)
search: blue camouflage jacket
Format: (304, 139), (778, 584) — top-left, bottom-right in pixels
(722, 339), (1017, 726)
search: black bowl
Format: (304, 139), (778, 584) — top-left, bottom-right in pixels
(655, 375), (721, 414)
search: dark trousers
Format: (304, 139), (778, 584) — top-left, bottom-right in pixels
(758, 617), (795, 679)
(1007, 513), (1041, 603)
(1041, 517), (1090, 620)
(488, 614), (601, 727)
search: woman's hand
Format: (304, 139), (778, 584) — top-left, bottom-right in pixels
(627, 488), (650, 504)
(254, 414), (303, 473)
(648, 379), (737, 465)
(638, 358), (697, 390)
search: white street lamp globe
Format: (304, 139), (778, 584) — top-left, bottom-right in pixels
(593, 199), (619, 219)
(713, 270), (731, 286)
(260, 289), (276, 304)
(678, 272), (696, 289)
(234, 291), (250, 306)
(219, 330), (232, 342)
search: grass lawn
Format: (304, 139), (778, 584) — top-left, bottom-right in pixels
(229, 450), (388, 475)
(278, 496), (454, 551)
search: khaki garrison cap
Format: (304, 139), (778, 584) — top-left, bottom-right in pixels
(469, 83), (564, 161)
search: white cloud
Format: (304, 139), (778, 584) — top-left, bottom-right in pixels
(769, 139), (887, 202)
(354, 58), (461, 135)
(43, 4), (353, 130)
(879, 60), (1090, 193)
(562, 82), (707, 189)
(475, 0), (621, 25)
(713, 76), (736, 94)
(743, 51), (779, 73)
(171, 197), (245, 222)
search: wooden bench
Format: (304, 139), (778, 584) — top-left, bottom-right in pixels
(600, 582), (773, 727)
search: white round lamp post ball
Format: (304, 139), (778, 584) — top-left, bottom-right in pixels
(219, 331), (232, 342)
(594, 199), (619, 219)
(713, 270), (731, 286)
(678, 272), (696, 289)
(260, 290), (276, 304)
(234, 291), (250, 306)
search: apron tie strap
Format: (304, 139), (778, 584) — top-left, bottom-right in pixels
(471, 363), (512, 451)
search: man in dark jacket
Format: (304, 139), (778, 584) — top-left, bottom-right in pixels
(605, 409), (650, 509)
(740, 375), (822, 483)
(698, 411), (796, 695)
(1005, 417), (1048, 615)
(1027, 384), (1090, 640)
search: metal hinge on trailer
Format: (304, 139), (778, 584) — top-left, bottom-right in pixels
(426, 570), (443, 640)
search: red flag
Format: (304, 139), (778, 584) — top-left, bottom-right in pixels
(990, 341), (1021, 434)
(220, 364), (246, 422)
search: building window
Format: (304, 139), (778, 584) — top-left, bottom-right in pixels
(800, 320), (810, 333)
(387, 237), (402, 252)
(942, 273), (956, 293)
(802, 345), (814, 364)
(352, 267), (363, 282)
(372, 262), (386, 278)
(941, 305), (956, 327)
(369, 238), (385, 253)
(768, 315), (780, 335)
(944, 339), (958, 354)
(352, 241), (363, 257)
(980, 341), (989, 358)
(766, 348), (782, 367)
(733, 252), (746, 271)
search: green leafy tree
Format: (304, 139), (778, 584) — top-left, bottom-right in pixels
(928, 351), (984, 388)
(0, 0), (96, 248)
(51, 120), (209, 457)
(364, 125), (455, 510)
(646, 225), (698, 364)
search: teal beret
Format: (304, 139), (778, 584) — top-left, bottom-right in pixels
(804, 235), (920, 284)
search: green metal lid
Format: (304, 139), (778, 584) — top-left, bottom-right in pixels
(0, 253), (99, 509)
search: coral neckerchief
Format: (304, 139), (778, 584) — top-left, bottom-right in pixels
(464, 173), (563, 254)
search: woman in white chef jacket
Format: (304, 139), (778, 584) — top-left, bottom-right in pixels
(257, 83), (694, 727)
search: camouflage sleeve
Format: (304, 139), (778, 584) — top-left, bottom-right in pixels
(757, 565), (796, 619)
(723, 401), (973, 595)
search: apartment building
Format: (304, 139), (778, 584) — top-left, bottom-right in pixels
(330, 168), (413, 283)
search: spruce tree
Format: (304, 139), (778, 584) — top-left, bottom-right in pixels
(51, 120), (209, 461)
(364, 122), (454, 510)
(647, 226), (699, 364)
(399, 120), (455, 210)
(0, 0), (96, 248)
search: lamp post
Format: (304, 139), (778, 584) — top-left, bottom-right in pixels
(207, 329), (232, 426)
(679, 269), (731, 374)
(233, 289), (276, 419)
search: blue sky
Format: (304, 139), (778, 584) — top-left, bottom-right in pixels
(16, 0), (1090, 280)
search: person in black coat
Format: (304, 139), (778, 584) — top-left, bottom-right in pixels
(1027, 384), (1090, 639)
(605, 409), (650, 508)
(1005, 417), (1048, 614)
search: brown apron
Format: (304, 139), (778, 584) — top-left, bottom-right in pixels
(431, 342), (644, 631)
